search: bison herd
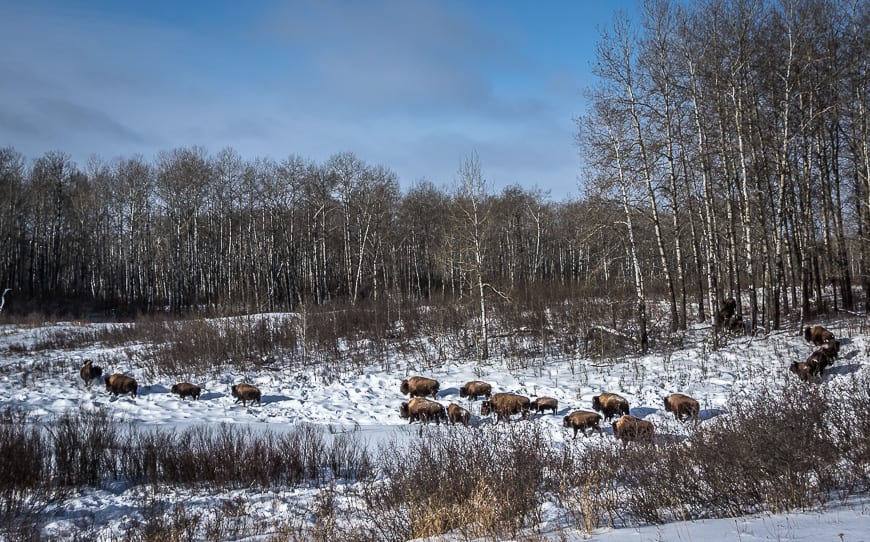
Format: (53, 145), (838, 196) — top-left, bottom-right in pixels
(399, 376), (702, 443)
(790, 325), (841, 382)
(77, 359), (258, 406)
(74, 321), (841, 444)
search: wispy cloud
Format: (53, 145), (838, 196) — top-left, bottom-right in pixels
(0, 0), (593, 198)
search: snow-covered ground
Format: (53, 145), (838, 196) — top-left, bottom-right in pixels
(0, 315), (867, 540)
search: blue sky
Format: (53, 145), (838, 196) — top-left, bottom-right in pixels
(0, 0), (638, 199)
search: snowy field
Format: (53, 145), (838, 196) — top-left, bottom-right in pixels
(0, 314), (867, 540)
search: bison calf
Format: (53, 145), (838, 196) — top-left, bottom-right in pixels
(171, 382), (201, 400)
(663, 393), (699, 423)
(612, 415), (654, 443)
(481, 393), (531, 424)
(447, 403), (471, 426)
(530, 396), (558, 415)
(231, 383), (261, 406)
(459, 380), (492, 400)
(804, 325), (834, 346)
(80, 359), (103, 388)
(563, 411), (603, 439)
(592, 392), (629, 422)
(400, 376), (440, 399)
(400, 397), (447, 425)
(105, 373), (137, 398)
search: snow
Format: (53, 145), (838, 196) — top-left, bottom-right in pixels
(0, 316), (867, 540)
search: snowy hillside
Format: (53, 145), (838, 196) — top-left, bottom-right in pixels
(0, 315), (867, 540)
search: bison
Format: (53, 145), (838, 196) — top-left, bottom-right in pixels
(592, 392), (630, 422)
(663, 393), (700, 423)
(480, 393), (531, 424)
(820, 339), (840, 359)
(804, 325), (835, 346)
(231, 383), (261, 406)
(715, 297), (737, 327)
(400, 376), (440, 399)
(447, 403), (471, 426)
(725, 314), (746, 335)
(611, 415), (654, 443)
(459, 380), (492, 400)
(79, 359), (103, 388)
(105, 373), (137, 398)
(171, 382), (201, 400)
(805, 347), (836, 378)
(530, 396), (558, 415)
(789, 360), (815, 382)
(563, 411), (603, 439)
(400, 397), (447, 425)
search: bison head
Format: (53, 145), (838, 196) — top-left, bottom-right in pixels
(591, 396), (602, 412)
(480, 400), (493, 416)
(399, 402), (410, 418)
(400, 379), (410, 395)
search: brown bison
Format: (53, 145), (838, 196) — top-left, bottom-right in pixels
(231, 383), (261, 406)
(563, 411), (603, 439)
(789, 360), (815, 382)
(171, 382), (201, 400)
(480, 393), (531, 424)
(715, 297), (737, 327)
(530, 396), (558, 415)
(459, 380), (492, 400)
(447, 403), (471, 426)
(805, 347), (837, 378)
(663, 393), (700, 423)
(105, 373), (137, 398)
(592, 392), (629, 422)
(400, 397), (447, 425)
(79, 359), (103, 388)
(820, 339), (840, 359)
(400, 376), (440, 399)
(725, 314), (746, 334)
(612, 415), (654, 443)
(804, 325), (834, 346)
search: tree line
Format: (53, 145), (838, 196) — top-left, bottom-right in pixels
(0, 0), (867, 346)
(580, 0), (868, 349)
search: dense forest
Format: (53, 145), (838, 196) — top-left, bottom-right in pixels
(0, 0), (867, 345)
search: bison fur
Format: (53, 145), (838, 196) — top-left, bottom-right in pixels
(171, 382), (201, 400)
(591, 392), (629, 422)
(400, 376), (440, 399)
(447, 403), (471, 426)
(805, 347), (836, 378)
(820, 339), (840, 359)
(663, 393), (699, 423)
(563, 410), (603, 439)
(715, 298), (737, 327)
(530, 396), (558, 415)
(231, 383), (261, 406)
(804, 325), (835, 346)
(480, 393), (531, 424)
(105, 373), (137, 398)
(400, 397), (446, 425)
(611, 415), (654, 443)
(789, 360), (815, 382)
(459, 380), (492, 400)
(80, 359), (103, 388)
